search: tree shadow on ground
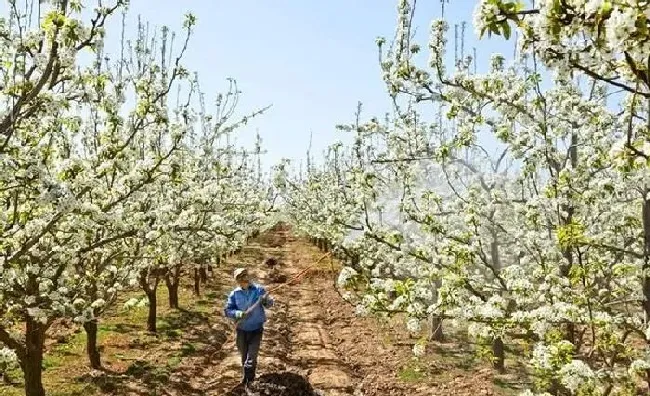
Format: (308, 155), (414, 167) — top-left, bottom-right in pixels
(160, 308), (209, 332)
(74, 310), (232, 396)
(77, 360), (205, 395)
(492, 375), (531, 393)
(110, 323), (140, 334)
(425, 335), (532, 392)
(168, 309), (229, 361)
(224, 372), (321, 396)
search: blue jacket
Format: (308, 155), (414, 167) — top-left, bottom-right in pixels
(224, 283), (274, 331)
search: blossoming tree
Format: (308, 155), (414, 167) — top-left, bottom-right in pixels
(278, 0), (650, 394)
(0, 0), (273, 393)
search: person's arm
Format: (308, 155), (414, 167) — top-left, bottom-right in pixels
(224, 291), (241, 319)
(259, 285), (274, 308)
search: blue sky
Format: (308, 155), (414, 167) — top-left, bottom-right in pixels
(108, 1), (516, 171)
(5, 1), (516, 170)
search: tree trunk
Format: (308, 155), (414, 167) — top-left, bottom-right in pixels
(139, 269), (160, 333)
(146, 291), (157, 333)
(166, 279), (179, 309)
(349, 253), (359, 269)
(492, 337), (505, 372)
(168, 284), (179, 309)
(642, 197), (650, 321)
(560, 246), (576, 345)
(165, 264), (181, 309)
(83, 320), (101, 369)
(193, 268), (201, 296)
(559, 132), (579, 346)
(199, 266), (207, 283)
(428, 278), (444, 341)
(23, 317), (46, 396)
(428, 315), (444, 342)
(642, 196), (650, 389)
(489, 229), (506, 371)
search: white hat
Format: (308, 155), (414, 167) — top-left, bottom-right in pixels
(233, 268), (248, 280)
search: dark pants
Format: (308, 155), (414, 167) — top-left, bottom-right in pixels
(235, 328), (263, 383)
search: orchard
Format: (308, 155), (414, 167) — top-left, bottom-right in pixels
(1, 1), (649, 396)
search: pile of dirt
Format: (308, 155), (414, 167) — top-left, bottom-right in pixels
(224, 372), (318, 396)
(268, 271), (288, 284)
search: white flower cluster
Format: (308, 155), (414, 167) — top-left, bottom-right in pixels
(0, 346), (18, 378)
(337, 267), (358, 288)
(558, 360), (596, 393)
(0, 347), (18, 366)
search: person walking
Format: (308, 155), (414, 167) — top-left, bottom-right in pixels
(224, 267), (274, 385)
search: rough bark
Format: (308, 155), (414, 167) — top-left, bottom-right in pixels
(83, 320), (101, 369)
(428, 277), (444, 341)
(193, 268), (201, 296)
(165, 276), (179, 309)
(559, 132), (579, 345)
(146, 291), (157, 333)
(428, 315), (444, 342)
(642, 196), (650, 390)
(139, 269), (160, 333)
(492, 337), (505, 372)
(489, 229), (505, 371)
(23, 317), (46, 396)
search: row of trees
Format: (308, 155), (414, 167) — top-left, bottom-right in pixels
(276, 1), (650, 395)
(0, 2), (274, 396)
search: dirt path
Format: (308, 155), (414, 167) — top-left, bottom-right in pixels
(196, 230), (360, 395)
(166, 227), (504, 396)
